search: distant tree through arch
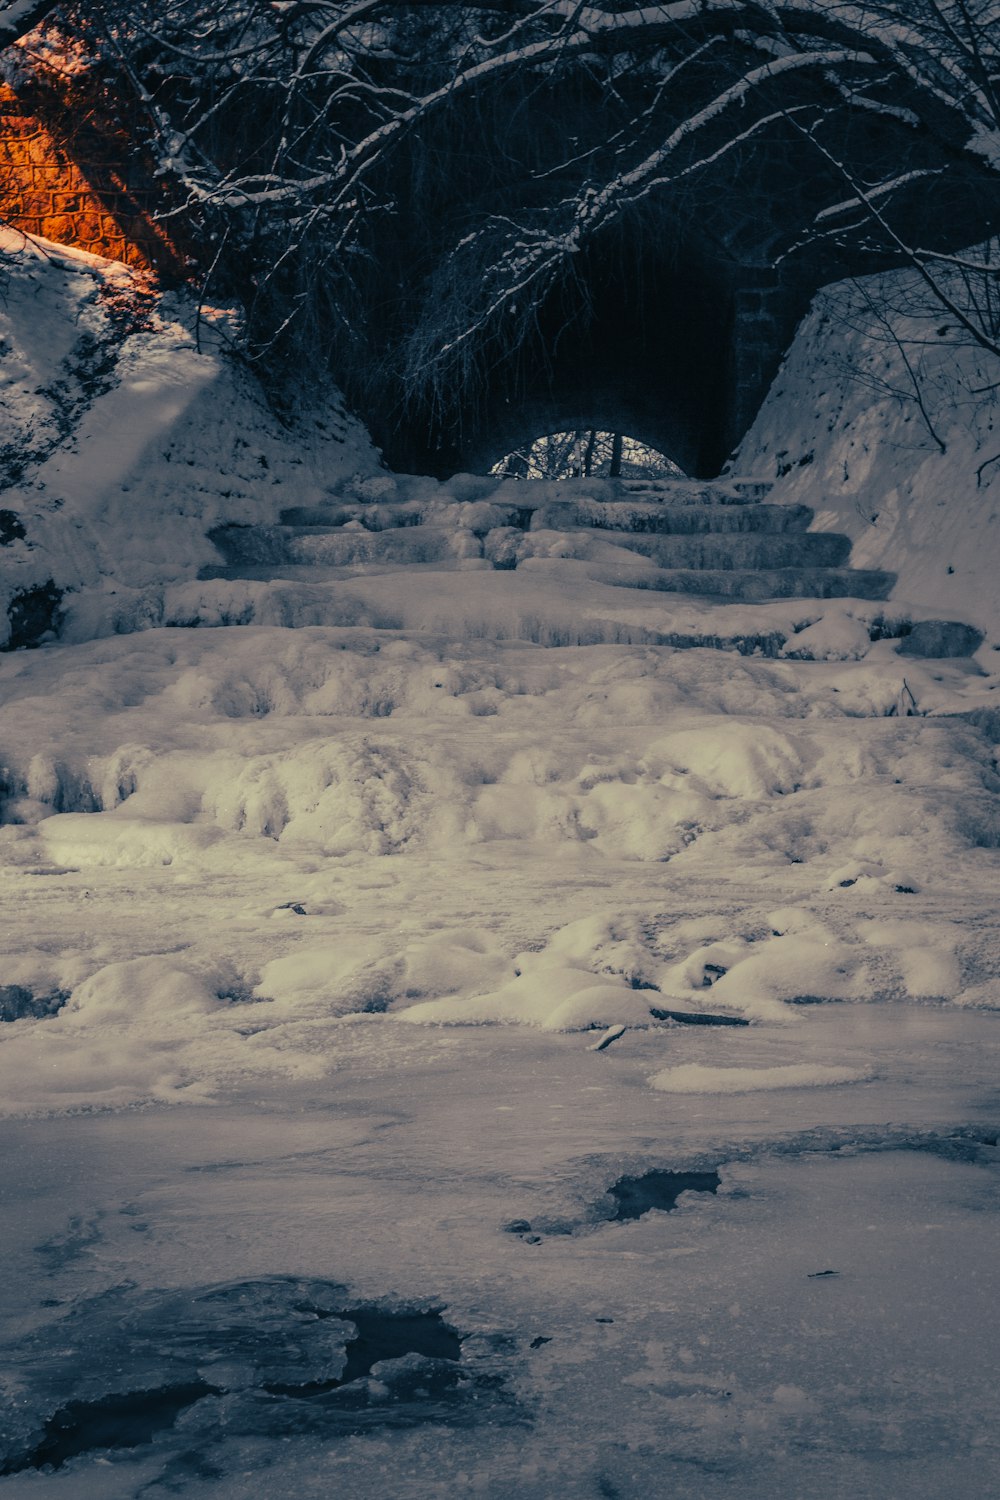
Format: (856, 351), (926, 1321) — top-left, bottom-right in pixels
(492, 431), (684, 482)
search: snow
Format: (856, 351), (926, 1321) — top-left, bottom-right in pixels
(736, 269), (1000, 643)
(0, 240), (998, 1495)
(778, 604), (873, 660)
(648, 1062), (874, 1092)
(0, 227), (381, 644)
(0, 605), (998, 1104)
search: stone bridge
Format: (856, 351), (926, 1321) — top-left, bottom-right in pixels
(0, 67), (186, 278)
(427, 250), (802, 481)
(0, 23), (997, 481)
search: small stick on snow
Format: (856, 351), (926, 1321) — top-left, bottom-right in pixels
(589, 1024), (627, 1052)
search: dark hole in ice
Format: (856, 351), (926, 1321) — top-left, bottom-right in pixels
(218, 984), (259, 1006)
(649, 1005), (749, 1028)
(1, 1279), (503, 1475)
(607, 1168), (721, 1222)
(0, 509), (26, 545)
(339, 1304), (463, 1376)
(8, 1381), (219, 1474)
(502, 1219), (543, 1243)
(266, 1305), (462, 1397)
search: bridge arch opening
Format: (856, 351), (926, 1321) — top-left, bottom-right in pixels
(381, 217), (754, 480)
(490, 430), (685, 482)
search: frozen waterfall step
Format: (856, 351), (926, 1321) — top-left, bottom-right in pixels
(591, 564), (895, 601)
(165, 576), (811, 656)
(276, 476), (775, 531)
(576, 531), (853, 571)
(278, 503), (537, 534)
(207, 522), (846, 574)
(527, 500), (812, 535)
(619, 477), (772, 503)
(207, 523), (475, 569)
(197, 556), (894, 603)
(279, 502), (430, 531)
(278, 499), (798, 536)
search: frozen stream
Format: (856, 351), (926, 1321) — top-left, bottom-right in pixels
(2, 1004), (999, 1498)
(1, 622), (999, 1496)
(2, 236), (1000, 1497)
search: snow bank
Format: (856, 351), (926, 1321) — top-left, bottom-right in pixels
(397, 900), (974, 1031)
(0, 229), (381, 646)
(736, 269), (1000, 643)
(654, 912), (863, 1021)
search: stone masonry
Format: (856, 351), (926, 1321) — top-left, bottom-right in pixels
(0, 67), (187, 277)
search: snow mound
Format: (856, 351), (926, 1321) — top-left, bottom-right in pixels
(396, 900), (971, 1030)
(648, 1063), (873, 1093)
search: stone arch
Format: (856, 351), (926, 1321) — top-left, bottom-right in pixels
(468, 407), (691, 479)
(378, 228), (805, 480)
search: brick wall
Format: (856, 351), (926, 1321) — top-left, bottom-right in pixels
(0, 69), (188, 278)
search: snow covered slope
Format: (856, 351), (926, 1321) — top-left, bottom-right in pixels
(736, 271), (1000, 642)
(0, 229), (381, 647)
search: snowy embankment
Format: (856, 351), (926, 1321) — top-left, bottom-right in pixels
(0, 227), (381, 645)
(735, 273), (1000, 642)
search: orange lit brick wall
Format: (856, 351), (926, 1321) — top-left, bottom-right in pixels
(0, 70), (188, 277)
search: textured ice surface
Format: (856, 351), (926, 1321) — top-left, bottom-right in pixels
(0, 626), (998, 1111)
(0, 1013), (998, 1497)
(0, 1278), (500, 1479)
